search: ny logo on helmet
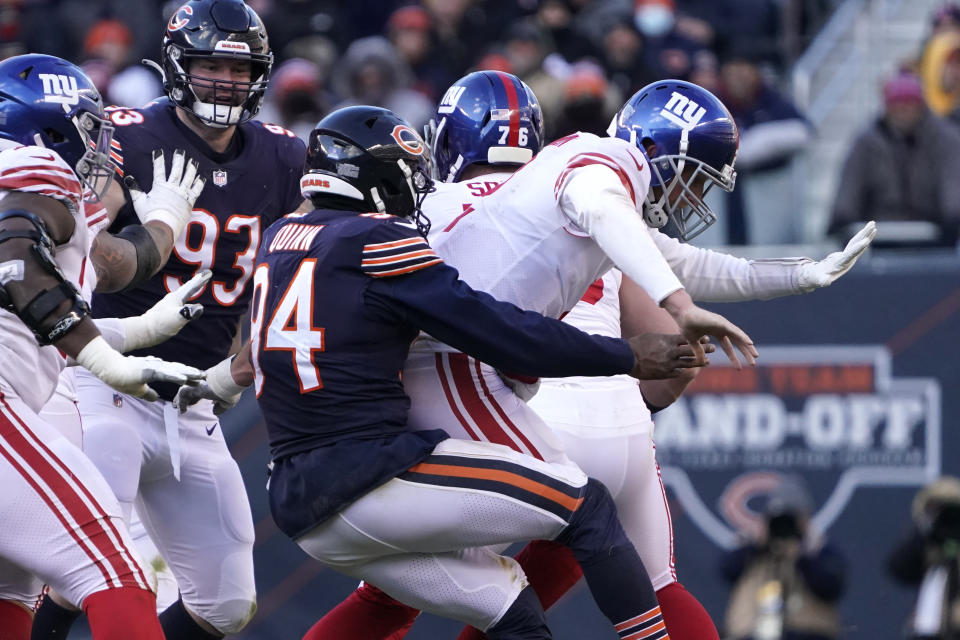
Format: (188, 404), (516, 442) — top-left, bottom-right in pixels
(38, 73), (79, 106)
(437, 85), (466, 115)
(660, 91), (706, 131)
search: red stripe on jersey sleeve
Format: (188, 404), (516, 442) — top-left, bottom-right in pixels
(553, 153), (637, 208)
(361, 248), (437, 266)
(365, 257), (443, 277)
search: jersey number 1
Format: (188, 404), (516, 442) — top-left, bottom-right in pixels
(250, 260), (325, 395)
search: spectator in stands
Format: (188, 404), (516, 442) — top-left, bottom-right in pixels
(331, 36), (435, 131)
(551, 62), (621, 139)
(634, 0), (709, 81)
(422, 0), (517, 89)
(930, 3), (960, 36)
(258, 58), (331, 141)
(82, 18), (161, 107)
(678, 0), (783, 67)
(921, 29), (960, 120)
(887, 476), (960, 639)
(533, 0), (598, 64)
(829, 71), (960, 247)
(503, 19), (566, 138)
(721, 475), (846, 640)
(714, 47), (811, 244)
(386, 5), (451, 102)
(596, 14), (658, 100)
(689, 48), (721, 93)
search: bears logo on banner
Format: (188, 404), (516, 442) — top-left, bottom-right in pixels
(654, 345), (940, 548)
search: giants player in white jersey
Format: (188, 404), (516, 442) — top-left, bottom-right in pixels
(0, 55), (207, 640)
(301, 73), (875, 640)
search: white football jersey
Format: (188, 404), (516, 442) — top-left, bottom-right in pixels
(533, 268), (655, 434)
(0, 145), (102, 412)
(561, 269), (622, 339)
(416, 132), (652, 354)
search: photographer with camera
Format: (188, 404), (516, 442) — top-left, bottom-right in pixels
(720, 475), (847, 640)
(888, 476), (960, 639)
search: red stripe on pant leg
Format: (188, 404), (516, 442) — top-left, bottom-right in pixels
(472, 358), (543, 460)
(495, 72), (520, 146)
(1, 397), (148, 589)
(0, 397), (147, 589)
(652, 442), (676, 578)
(435, 354), (483, 442)
(0, 397), (148, 589)
(0, 413), (114, 586)
(446, 355), (521, 451)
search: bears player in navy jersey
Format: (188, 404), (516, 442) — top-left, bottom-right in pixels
(204, 105), (721, 639)
(30, 2), (307, 639)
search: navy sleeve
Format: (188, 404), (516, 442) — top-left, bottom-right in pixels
(365, 258), (635, 379)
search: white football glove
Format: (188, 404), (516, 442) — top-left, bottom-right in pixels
(116, 269), (212, 351)
(75, 336), (205, 402)
(173, 355), (248, 415)
(797, 221), (877, 292)
(127, 149), (206, 239)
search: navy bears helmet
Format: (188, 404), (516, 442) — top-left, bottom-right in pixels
(609, 80), (738, 242)
(302, 106), (435, 235)
(0, 53), (115, 199)
(426, 71), (543, 183)
(158, 0), (273, 127)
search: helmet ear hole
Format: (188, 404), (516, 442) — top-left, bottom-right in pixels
(641, 136), (657, 158)
(43, 128), (66, 144)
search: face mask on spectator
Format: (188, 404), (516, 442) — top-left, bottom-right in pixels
(635, 4), (674, 37)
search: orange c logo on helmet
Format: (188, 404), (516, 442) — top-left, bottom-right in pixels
(168, 4), (193, 32)
(391, 125), (425, 155)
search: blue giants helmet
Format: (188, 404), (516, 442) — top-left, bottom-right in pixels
(608, 80), (738, 242)
(426, 71), (543, 183)
(0, 54), (115, 199)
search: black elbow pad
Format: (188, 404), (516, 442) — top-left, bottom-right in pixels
(0, 209), (90, 345)
(116, 224), (161, 290)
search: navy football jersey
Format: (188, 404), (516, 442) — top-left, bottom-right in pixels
(255, 209), (636, 536)
(92, 98), (306, 399)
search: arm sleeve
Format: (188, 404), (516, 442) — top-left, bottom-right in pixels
(365, 261), (635, 378)
(91, 317), (127, 352)
(558, 163), (683, 304)
(649, 229), (812, 301)
(736, 119), (812, 171)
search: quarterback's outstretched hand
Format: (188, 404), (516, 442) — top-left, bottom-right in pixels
(797, 221), (876, 292)
(662, 290), (758, 369)
(117, 269), (211, 351)
(627, 333), (716, 379)
(75, 337), (204, 402)
(173, 355), (248, 415)
(127, 149), (206, 239)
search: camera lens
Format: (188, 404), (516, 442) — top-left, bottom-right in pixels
(768, 513), (800, 540)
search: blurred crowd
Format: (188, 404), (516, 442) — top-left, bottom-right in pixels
(1, 0), (835, 245)
(12, 1), (960, 249)
(828, 3), (960, 250)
